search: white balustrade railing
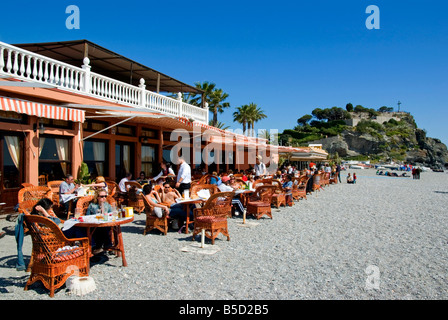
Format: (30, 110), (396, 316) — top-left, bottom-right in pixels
(0, 41), (208, 123)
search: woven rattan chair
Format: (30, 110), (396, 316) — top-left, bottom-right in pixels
(18, 186), (52, 204)
(126, 185), (145, 214)
(330, 172), (338, 184)
(38, 174), (48, 186)
(312, 173), (324, 192)
(75, 195), (116, 216)
(21, 183), (34, 188)
(192, 191), (234, 245)
(270, 179), (286, 208)
(47, 180), (64, 212)
(23, 215), (90, 297)
(246, 185), (276, 220)
(292, 176), (310, 201)
(142, 194), (170, 235)
(190, 184), (219, 199)
(321, 172), (330, 187)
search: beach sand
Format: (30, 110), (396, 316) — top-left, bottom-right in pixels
(1, 168), (447, 300)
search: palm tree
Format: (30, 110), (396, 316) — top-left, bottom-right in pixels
(246, 103), (267, 137)
(209, 88), (230, 126)
(190, 81), (230, 127)
(189, 81), (216, 106)
(209, 120), (230, 130)
(233, 104), (250, 134)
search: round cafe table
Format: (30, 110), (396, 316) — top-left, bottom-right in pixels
(175, 198), (205, 234)
(74, 216), (134, 267)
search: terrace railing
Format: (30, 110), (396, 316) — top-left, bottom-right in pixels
(0, 41), (208, 123)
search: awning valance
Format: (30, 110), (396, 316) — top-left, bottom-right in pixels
(0, 96), (85, 123)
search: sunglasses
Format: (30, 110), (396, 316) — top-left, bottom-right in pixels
(98, 195), (107, 198)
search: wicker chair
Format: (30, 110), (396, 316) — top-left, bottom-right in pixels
(312, 173), (324, 192)
(23, 215), (90, 297)
(75, 195), (116, 216)
(142, 194), (170, 235)
(330, 172), (338, 184)
(21, 183), (34, 188)
(17, 200), (61, 219)
(38, 174), (48, 186)
(270, 179), (286, 208)
(126, 185), (145, 214)
(321, 172), (331, 187)
(246, 185), (276, 220)
(18, 186), (52, 204)
(292, 176), (310, 201)
(191, 191), (234, 245)
(190, 184), (219, 199)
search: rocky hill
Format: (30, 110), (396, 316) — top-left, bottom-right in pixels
(281, 109), (448, 169)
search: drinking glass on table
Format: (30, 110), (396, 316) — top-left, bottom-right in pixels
(74, 208), (81, 220)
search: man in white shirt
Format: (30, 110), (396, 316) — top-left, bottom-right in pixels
(118, 172), (132, 192)
(254, 155), (267, 178)
(175, 156), (191, 195)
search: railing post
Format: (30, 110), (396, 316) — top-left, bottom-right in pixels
(81, 57), (91, 93)
(177, 92), (183, 117)
(205, 102), (209, 124)
(139, 78), (146, 108)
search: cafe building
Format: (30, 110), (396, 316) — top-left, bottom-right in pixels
(0, 40), (285, 211)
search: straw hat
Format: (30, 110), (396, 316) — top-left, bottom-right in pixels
(256, 155), (263, 161)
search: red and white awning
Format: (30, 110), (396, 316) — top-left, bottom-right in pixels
(0, 96), (85, 123)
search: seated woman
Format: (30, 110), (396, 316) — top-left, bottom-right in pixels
(31, 198), (61, 225)
(142, 183), (170, 218)
(85, 188), (113, 254)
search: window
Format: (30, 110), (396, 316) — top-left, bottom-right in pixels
(141, 145), (156, 177)
(83, 140), (108, 178)
(39, 136), (71, 181)
(115, 142), (133, 179)
(1, 134), (23, 189)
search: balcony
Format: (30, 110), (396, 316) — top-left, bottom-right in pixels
(0, 41), (209, 123)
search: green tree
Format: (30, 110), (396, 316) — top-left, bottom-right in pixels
(233, 104), (250, 133)
(346, 103), (354, 112)
(297, 114), (313, 126)
(208, 88), (231, 126)
(246, 103), (267, 137)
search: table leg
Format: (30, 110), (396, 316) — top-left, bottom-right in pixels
(115, 226), (127, 267)
(185, 205), (190, 234)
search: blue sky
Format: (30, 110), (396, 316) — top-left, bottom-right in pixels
(1, 0), (447, 145)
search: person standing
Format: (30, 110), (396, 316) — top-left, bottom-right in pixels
(336, 163), (341, 183)
(175, 156), (191, 196)
(254, 155), (267, 178)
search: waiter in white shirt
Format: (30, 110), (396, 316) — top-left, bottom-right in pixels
(175, 156), (191, 195)
(254, 155), (267, 178)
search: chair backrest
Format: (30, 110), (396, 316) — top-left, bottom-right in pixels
(47, 180), (64, 204)
(38, 174), (48, 186)
(24, 215), (73, 264)
(253, 185), (276, 203)
(75, 196), (94, 215)
(18, 200), (40, 215)
(18, 186), (52, 204)
(106, 181), (117, 197)
(201, 191), (235, 217)
(271, 179), (284, 193)
(190, 184), (219, 198)
(142, 194), (166, 217)
(125, 181), (142, 192)
(21, 183), (34, 188)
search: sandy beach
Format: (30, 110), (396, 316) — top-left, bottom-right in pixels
(1, 168), (447, 300)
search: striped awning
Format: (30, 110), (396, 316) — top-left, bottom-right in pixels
(0, 96), (85, 123)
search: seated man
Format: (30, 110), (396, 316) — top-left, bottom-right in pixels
(118, 172), (133, 193)
(59, 174), (79, 213)
(346, 173), (354, 184)
(159, 182), (189, 230)
(218, 176), (244, 215)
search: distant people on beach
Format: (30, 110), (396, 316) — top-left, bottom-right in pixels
(347, 173), (354, 184)
(412, 167), (422, 179)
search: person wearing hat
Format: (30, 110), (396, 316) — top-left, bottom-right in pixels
(217, 175), (245, 216)
(254, 155), (267, 178)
